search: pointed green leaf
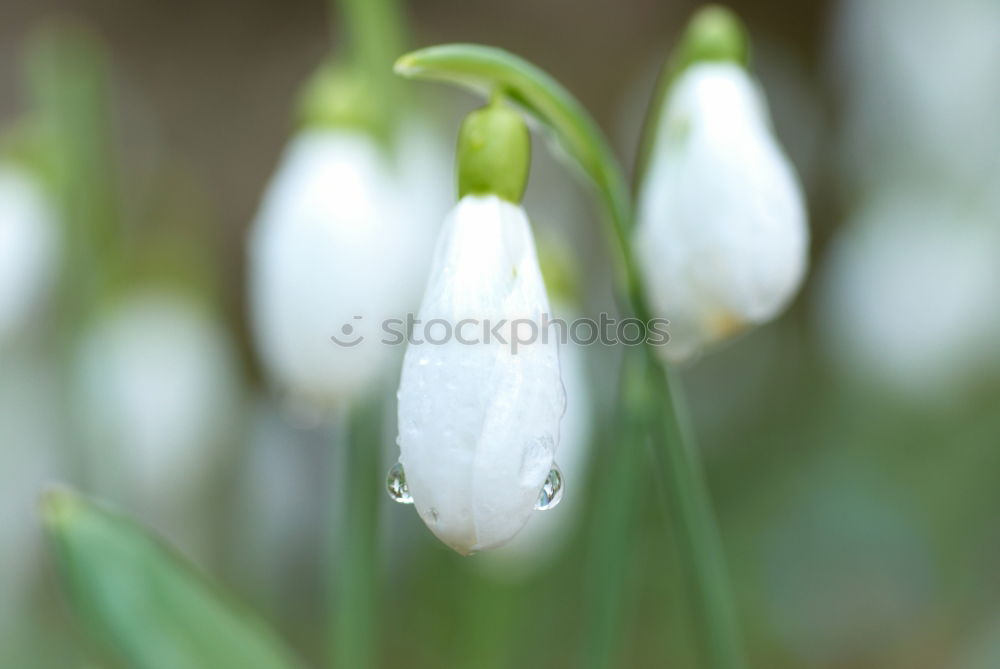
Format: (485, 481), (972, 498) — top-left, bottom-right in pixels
(42, 488), (304, 669)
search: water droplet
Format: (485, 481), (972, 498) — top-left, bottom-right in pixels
(386, 462), (413, 504)
(535, 465), (563, 511)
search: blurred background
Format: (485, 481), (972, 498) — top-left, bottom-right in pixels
(1, 0), (999, 667)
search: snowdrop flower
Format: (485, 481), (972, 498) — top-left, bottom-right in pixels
(816, 189), (1000, 401)
(633, 10), (808, 363)
(72, 289), (241, 554)
(394, 101), (566, 554)
(0, 163), (59, 343)
(248, 67), (448, 414)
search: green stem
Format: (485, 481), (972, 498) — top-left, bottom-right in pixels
(330, 401), (382, 669)
(582, 350), (646, 669)
(26, 22), (120, 324)
(25, 22), (121, 489)
(395, 44), (745, 668)
(333, 0), (406, 136)
(646, 357), (745, 669)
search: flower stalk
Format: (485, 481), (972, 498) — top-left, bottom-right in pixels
(330, 399), (383, 669)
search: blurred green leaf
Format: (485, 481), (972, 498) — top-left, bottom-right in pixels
(42, 488), (304, 669)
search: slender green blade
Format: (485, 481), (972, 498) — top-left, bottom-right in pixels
(42, 489), (303, 669)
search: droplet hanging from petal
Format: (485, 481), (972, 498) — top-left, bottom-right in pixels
(386, 462), (413, 504)
(535, 465), (564, 511)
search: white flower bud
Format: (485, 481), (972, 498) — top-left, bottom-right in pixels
(248, 128), (445, 412)
(634, 63), (808, 362)
(72, 290), (240, 554)
(396, 194), (565, 555)
(816, 190), (1000, 401)
(0, 164), (59, 342)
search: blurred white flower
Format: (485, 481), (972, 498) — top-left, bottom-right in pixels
(634, 63), (808, 363)
(476, 308), (592, 578)
(833, 0), (1000, 192)
(72, 290), (241, 553)
(0, 164), (59, 342)
(816, 189), (1000, 399)
(248, 127), (447, 412)
(396, 194), (565, 555)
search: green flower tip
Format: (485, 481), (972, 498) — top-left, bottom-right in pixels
(297, 61), (383, 133)
(679, 5), (749, 68)
(393, 53), (420, 78)
(39, 485), (82, 530)
(457, 95), (531, 204)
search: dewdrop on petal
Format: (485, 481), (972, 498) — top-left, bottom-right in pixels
(633, 8), (808, 363)
(394, 100), (565, 555)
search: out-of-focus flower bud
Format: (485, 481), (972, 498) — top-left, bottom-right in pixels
(0, 163), (59, 343)
(633, 8), (808, 363)
(248, 66), (448, 414)
(71, 290), (241, 554)
(816, 190), (1000, 401)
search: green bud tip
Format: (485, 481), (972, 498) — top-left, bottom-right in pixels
(678, 5), (749, 68)
(457, 94), (531, 203)
(39, 485), (82, 529)
(297, 62), (382, 133)
(393, 54), (419, 77)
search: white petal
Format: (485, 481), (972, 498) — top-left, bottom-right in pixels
(476, 307), (593, 577)
(248, 129), (444, 410)
(634, 63), (808, 362)
(0, 164), (59, 342)
(397, 195), (565, 554)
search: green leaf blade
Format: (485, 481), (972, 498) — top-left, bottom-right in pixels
(42, 489), (303, 669)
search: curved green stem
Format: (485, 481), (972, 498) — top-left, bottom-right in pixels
(396, 44), (745, 668)
(332, 0), (406, 138)
(394, 45), (641, 300)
